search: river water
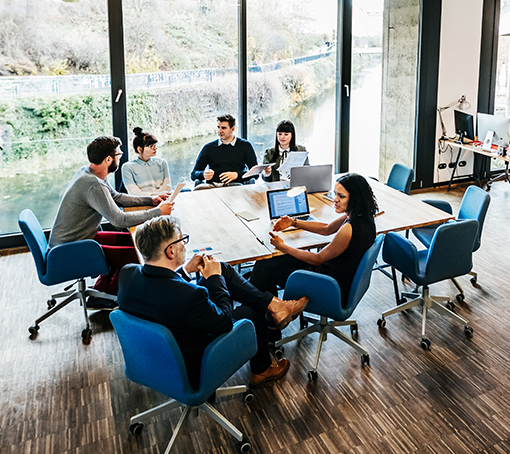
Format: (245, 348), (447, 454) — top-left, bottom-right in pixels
(0, 64), (381, 234)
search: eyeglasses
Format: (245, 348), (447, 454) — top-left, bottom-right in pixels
(165, 234), (189, 253)
(112, 151), (124, 158)
(146, 144), (157, 150)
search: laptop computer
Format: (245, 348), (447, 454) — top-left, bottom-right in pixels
(266, 186), (317, 221)
(290, 164), (333, 193)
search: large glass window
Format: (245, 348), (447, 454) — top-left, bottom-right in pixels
(122, 0), (238, 189)
(348, 0), (383, 176)
(494, 2), (510, 173)
(0, 0), (112, 234)
(246, 0), (338, 167)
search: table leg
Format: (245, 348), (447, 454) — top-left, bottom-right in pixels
(447, 146), (463, 191)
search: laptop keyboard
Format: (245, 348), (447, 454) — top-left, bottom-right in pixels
(293, 214), (312, 221)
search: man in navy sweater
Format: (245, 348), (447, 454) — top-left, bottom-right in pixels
(191, 114), (258, 189)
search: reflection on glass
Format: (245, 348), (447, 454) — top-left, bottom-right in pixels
(122, 0), (239, 174)
(0, 0), (111, 234)
(349, 0), (383, 177)
(247, 0), (338, 168)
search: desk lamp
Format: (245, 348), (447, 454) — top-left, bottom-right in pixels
(437, 95), (471, 140)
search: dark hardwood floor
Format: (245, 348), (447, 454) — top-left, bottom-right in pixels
(1, 182), (510, 454)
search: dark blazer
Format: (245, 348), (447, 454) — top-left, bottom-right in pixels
(262, 145), (308, 182)
(117, 264), (234, 357)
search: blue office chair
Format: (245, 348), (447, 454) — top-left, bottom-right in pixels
(110, 310), (257, 453)
(378, 219), (479, 349)
(411, 185), (490, 306)
(386, 162), (414, 194)
(374, 163), (415, 280)
(275, 235), (384, 381)
(19, 209), (116, 340)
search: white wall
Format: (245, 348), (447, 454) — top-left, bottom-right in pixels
(434, 0), (483, 184)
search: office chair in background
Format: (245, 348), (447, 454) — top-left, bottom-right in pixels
(19, 209), (116, 341)
(110, 311), (257, 453)
(275, 235), (384, 381)
(411, 185), (490, 307)
(375, 162), (414, 279)
(378, 219), (479, 349)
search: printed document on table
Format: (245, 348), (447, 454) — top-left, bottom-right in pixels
(277, 151), (309, 175)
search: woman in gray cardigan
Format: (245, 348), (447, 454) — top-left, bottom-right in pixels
(262, 120), (308, 181)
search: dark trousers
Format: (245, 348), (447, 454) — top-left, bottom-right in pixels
(186, 263), (274, 388)
(250, 255), (313, 296)
(93, 232), (139, 295)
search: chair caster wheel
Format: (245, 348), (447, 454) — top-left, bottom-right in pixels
(274, 347), (284, 360)
(308, 370), (318, 381)
(464, 326), (474, 338)
(238, 437), (252, 453)
(361, 354), (370, 366)
(420, 338), (431, 350)
(81, 328), (92, 340)
(299, 313), (308, 330)
(47, 298), (56, 309)
(129, 422), (144, 435)
(456, 294), (465, 304)
(470, 277), (477, 286)
(350, 324), (358, 339)
(28, 324), (40, 335)
(445, 301), (455, 311)
(377, 318), (386, 328)
(243, 390), (254, 404)
(397, 297), (407, 305)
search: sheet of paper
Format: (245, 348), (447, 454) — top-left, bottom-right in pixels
(243, 163), (275, 179)
(168, 182), (186, 203)
(277, 151), (309, 174)
(236, 211), (259, 221)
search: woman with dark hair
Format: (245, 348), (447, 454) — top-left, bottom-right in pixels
(250, 173), (378, 303)
(262, 120), (308, 181)
(121, 127), (172, 195)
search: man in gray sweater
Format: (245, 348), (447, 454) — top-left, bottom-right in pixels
(49, 136), (174, 306)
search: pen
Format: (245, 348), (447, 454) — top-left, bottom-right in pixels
(375, 211), (385, 218)
(256, 237), (265, 245)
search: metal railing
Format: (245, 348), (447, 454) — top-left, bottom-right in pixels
(0, 50), (336, 100)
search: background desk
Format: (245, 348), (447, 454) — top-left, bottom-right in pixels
(443, 139), (510, 190)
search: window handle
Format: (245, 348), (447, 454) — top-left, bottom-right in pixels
(344, 84), (350, 97)
(115, 89), (123, 103)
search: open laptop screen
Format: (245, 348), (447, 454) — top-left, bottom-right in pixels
(266, 187), (310, 220)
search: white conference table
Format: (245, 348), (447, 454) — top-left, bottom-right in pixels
(129, 179), (455, 265)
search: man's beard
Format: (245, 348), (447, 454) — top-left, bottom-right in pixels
(108, 160), (118, 173)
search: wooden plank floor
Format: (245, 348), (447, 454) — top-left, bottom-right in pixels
(1, 182), (510, 454)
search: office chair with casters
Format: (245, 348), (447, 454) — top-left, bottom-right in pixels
(411, 185), (490, 307)
(377, 219), (479, 350)
(110, 311), (257, 454)
(19, 209), (116, 341)
(275, 235), (384, 381)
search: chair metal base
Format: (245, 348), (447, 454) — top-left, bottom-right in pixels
(380, 286), (471, 344)
(275, 315), (369, 376)
(29, 278), (117, 339)
(129, 385), (248, 454)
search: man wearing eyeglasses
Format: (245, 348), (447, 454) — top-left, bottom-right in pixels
(118, 215), (309, 389)
(49, 136), (174, 308)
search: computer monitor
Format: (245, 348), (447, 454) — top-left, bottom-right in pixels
(477, 113), (510, 145)
(454, 110), (474, 141)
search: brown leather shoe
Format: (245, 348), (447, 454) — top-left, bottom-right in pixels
(268, 296), (309, 330)
(249, 358), (290, 387)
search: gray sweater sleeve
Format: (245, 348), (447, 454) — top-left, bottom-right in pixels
(88, 180), (160, 229)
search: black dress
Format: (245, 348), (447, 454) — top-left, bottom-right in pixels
(250, 215), (376, 300)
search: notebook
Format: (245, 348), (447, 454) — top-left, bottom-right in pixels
(290, 164), (333, 193)
(266, 186), (316, 221)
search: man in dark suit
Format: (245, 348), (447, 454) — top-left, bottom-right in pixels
(117, 215), (308, 389)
